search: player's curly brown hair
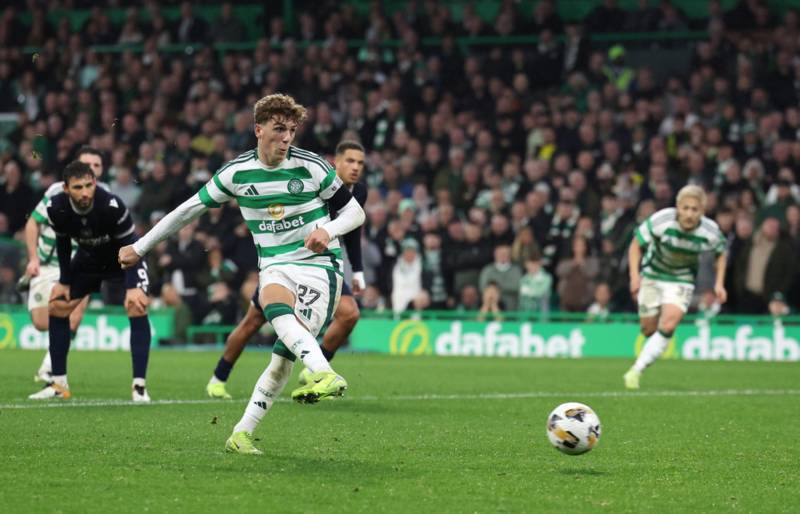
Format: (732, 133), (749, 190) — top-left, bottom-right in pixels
(253, 94), (308, 125)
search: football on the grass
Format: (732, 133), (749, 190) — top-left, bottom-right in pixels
(546, 402), (602, 455)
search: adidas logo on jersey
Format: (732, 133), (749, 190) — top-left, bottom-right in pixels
(243, 185), (259, 196)
(258, 215), (306, 233)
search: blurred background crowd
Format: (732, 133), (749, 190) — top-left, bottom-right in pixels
(1, 0), (799, 339)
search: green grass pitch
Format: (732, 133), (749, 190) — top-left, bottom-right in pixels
(1, 348), (798, 513)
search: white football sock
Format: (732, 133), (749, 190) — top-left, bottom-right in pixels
(209, 375), (223, 384)
(39, 351), (52, 372)
(270, 313), (333, 373)
(51, 375), (68, 388)
(132, 377), (146, 388)
(633, 331), (670, 372)
(234, 354), (293, 434)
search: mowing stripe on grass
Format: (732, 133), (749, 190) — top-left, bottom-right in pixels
(2, 388), (799, 410)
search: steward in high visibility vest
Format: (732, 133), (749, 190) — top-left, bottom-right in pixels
(603, 45), (634, 92)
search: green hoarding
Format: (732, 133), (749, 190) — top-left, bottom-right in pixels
(0, 306), (174, 350)
(350, 319), (800, 362)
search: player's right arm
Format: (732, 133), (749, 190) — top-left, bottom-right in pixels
(24, 195), (52, 277)
(24, 216), (41, 277)
(118, 172), (234, 268)
(629, 216), (653, 299)
(628, 237), (642, 298)
(119, 194), (209, 268)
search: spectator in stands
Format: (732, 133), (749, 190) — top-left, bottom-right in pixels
(556, 235), (600, 312)
(212, 3), (246, 43)
(391, 238), (422, 316)
(510, 226), (541, 267)
(478, 282), (503, 321)
(456, 284), (481, 312)
(0, 160), (35, 236)
(159, 283), (192, 344)
(542, 188), (579, 272)
(175, 2), (209, 44)
(360, 285), (386, 312)
(197, 281), (239, 326)
(733, 215), (796, 314)
(587, 282), (613, 321)
(136, 162), (172, 222)
(0, 264), (21, 304)
(479, 244), (523, 311)
(110, 166), (141, 214)
(585, 0), (627, 33)
(449, 222), (493, 295)
(160, 221), (210, 321)
(421, 232), (449, 309)
(518, 257), (552, 315)
(4, 0), (800, 324)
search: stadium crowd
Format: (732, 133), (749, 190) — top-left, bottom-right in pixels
(1, 0), (800, 334)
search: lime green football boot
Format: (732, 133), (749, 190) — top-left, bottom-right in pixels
(297, 367), (313, 386)
(207, 379), (232, 399)
(225, 431), (262, 455)
(291, 371), (347, 404)
(623, 369), (641, 390)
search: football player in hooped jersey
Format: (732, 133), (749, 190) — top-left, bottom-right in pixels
(624, 185), (727, 389)
(205, 140), (368, 400)
(28, 161), (153, 401)
(118, 94), (365, 455)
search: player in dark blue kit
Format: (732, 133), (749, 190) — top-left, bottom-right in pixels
(28, 161), (153, 402)
(206, 141), (368, 398)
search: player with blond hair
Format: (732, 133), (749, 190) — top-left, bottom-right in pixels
(624, 185), (727, 389)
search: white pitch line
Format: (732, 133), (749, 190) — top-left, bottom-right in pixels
(1, 389), (799, 410)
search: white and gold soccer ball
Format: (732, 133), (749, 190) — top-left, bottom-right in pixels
(546, 402), (602, 455)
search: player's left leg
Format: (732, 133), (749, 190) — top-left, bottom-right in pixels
(28, 291), (86, 400)
(626, 280), (691, 390)
(36, 296), (90, 382)
(226, 265), (345, 454)
(625, 278), (663, 389)
(630, 304), (683, 376)
(226, 353), (294, 455)
(124, 276), (152, 402)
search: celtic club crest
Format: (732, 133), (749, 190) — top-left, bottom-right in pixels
(287, 178), (304, 194)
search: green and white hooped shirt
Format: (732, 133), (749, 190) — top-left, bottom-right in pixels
(635, 207), (726, 285)
(197, 147), (344, 274)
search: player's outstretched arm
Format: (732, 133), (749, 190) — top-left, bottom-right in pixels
(119, 193), (209, 269)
